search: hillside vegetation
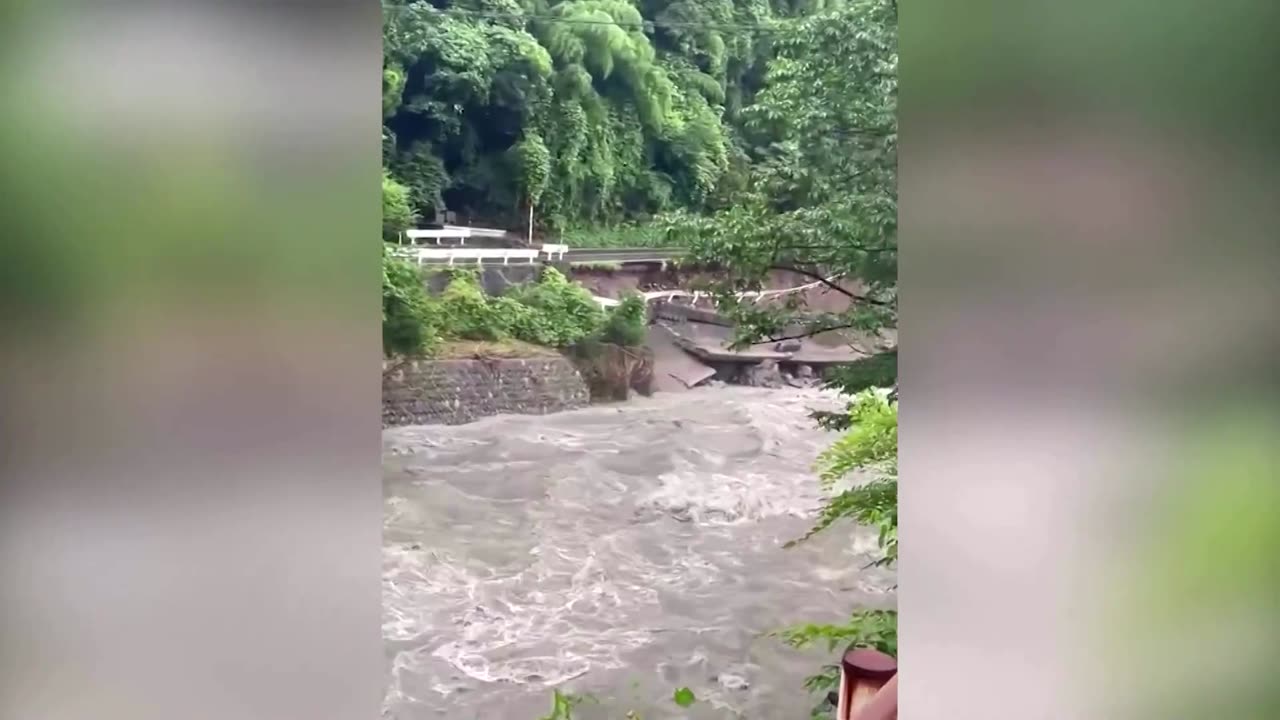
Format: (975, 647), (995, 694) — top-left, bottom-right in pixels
(381, 0), (892, 238)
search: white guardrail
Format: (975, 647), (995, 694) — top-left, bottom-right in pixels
(403, 226), (509, 245)
(397, 248), (541, 265)
(390, 238), (571, 266)
(405, 229), (471, 245)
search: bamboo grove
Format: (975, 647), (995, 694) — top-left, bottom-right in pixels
(382, 0), (895, 242)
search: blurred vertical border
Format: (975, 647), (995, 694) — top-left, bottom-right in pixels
(0, 3), (384, 720)
(900, 0), (1279, 718)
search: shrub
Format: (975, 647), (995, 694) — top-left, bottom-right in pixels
(384, 264), (619, 352)
(490, 296), (549, 344)
(824, 350), (897, 395)
(599, 292), (647, 347)
(797, 390), (898, 559)
(382, 246), (437, 356)
(436, 270), (507, 341)
(784, 389), (898, 719)
(503, 267), (604, 347)
(382, 171), (416, 242)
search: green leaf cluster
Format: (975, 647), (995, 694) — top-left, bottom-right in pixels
(381, 259), (649, 356)
(537, 689), (590, 720)
(436, 269), (512, 341)
(382, 246), (440, 356)
(672, 686), (697, 707)
(777, 608), (898, 657)
(382, 0), (768, 230)
(778, 609), (898, 719)
(785, 387), (898, 719)
(382, 171), (417, 242)
(788, 390), (897, 564)
(672, 0), (898, 337)
(534, 685), (696, 719)
(502, 266), (607, 346)
(598, 292), (647, 346)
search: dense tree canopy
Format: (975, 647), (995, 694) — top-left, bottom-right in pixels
(670, 0), (897, 343)
(382, 0), (800, 231)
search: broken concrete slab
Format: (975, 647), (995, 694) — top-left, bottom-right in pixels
(646, 324), (717, 392)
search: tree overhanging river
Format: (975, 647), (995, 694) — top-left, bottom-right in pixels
(383, 386), (897, 719)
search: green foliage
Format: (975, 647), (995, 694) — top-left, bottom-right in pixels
(817, 391), (897, 483)
(512, 130), (552, 204)
(801, 477), (897, 562)
(382, 0), (753, 228)
(382, 246), (438, 356)
(382, 171), (417, 242)
(561, 223), (668, 248)
(787, 400), (900, 719)
(392, 266), (605, 349)
(777, 609), (898, 720)
(383, 64), (406, 118)
(383, 0), (894, 233)
(822, 349), (897, 399)
(534, 686), (696, 719)
(538, 690), (590, 720)
(672, 0), (898, 340)
(391, 143), (448, 222)
(672, 687), (697, 708)
(788, 391), (897, 558)
(786, 387), (898, 719)
(599, 292), (648, 346)
(504, 267), (606, 346)
(437, 269), (509, 341)
(777, 609), (898, 656)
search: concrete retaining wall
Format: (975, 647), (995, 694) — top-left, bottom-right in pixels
(382, 356), (590, 427)
(423, 265), (542, 296)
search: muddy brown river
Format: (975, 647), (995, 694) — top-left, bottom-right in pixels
(382, 386), (895, 719)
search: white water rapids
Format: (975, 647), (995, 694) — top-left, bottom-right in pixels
(383, 386), (896, 719)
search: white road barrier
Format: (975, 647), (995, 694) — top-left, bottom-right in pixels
(402, 226), (509, 245)
(405, 228), (470, 245)
(540, 243), (569, 260)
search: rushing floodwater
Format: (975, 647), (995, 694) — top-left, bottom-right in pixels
(383, 386), (896, 719)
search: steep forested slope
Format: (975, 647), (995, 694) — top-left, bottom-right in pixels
(381, 0), (861, 232)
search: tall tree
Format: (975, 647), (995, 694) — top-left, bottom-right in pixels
(668, 0), (897, 345)
(381, 0), (779, 230)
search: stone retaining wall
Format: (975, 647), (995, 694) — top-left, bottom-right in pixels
(383, 356), (590, 427)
